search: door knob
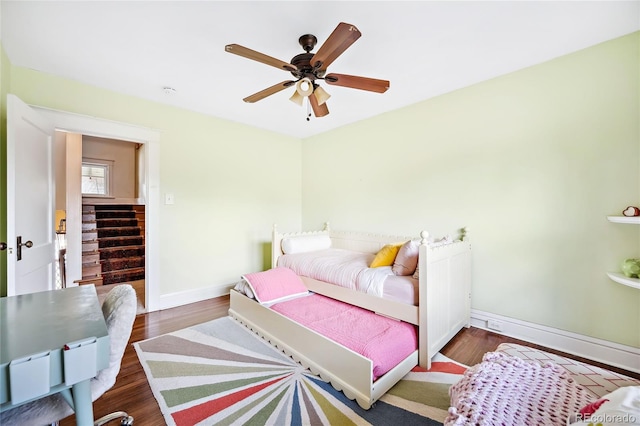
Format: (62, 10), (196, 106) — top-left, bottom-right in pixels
(17, 236), (33, 261)
(0, 242), (6, 251)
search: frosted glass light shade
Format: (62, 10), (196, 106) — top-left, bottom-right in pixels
(290, 78), (313, 106)
(313, 85), (331, 105)
(289, 90), (305, 106)
(296, 78), (313, 97)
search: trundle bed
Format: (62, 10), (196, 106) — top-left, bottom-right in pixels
(229, 223), (471, 409)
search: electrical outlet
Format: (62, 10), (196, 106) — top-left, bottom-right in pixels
(487, 319), (504, 332)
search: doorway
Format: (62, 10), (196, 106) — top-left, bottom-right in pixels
(58, 135), (147, 313)
(35, 106), (161, 313)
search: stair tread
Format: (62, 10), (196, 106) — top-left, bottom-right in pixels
(76, 280), (103, 285)
(101, 267), (145, 276)
(102, 266), (144, 275)
(101, 255), (144, 262)
(95, 226), (141, 230)
(99, 245), (145, 252)
(81, 273), (101, 279)
(98, 235), (142, 240)
(96, 216), (136, 219)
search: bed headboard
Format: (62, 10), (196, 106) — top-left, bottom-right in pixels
(328, 229), (415, 253)
(272, 222), (423, 268)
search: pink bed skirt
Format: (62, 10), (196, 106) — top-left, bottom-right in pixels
(270, 294), (417, 380)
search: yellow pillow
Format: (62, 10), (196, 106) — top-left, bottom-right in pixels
(370, 243), (403, 268)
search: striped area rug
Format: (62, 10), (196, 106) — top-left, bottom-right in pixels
(134, 317), (466, 426)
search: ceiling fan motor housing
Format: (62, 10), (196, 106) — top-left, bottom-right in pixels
(290, 52), (314, 78)
(291, 34), (326, 80)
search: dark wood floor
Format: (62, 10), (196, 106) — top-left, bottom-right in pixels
(61, 295), (639, 425)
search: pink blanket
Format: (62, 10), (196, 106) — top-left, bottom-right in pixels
(271, 294), (417, 380)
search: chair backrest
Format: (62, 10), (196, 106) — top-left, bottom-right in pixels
(91, 284), (137, 399)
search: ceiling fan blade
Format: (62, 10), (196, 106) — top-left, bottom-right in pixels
(225, 44), (296, 72)
(243, 80), (296, 103)
(324, 73), (389, 93)
(310, 22), (361, 71)
(309, 92), (330, 117)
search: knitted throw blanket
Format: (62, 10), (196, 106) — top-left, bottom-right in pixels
(445, 352), (595, 425)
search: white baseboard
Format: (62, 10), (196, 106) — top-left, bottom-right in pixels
(471, 309), (640, 374)
(158, 283), (233, 311)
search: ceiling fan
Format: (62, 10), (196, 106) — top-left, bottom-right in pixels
(224, 22), (390, 119)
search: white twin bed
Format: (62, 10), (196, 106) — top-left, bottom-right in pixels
(229, 223), (472, 409)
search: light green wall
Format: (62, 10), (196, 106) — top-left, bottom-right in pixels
(1, 44), (10, 297)
(302, 33), (640, 347)
(6, 66), (302, 295)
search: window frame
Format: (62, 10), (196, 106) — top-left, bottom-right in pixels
(81, 158), (114, 198)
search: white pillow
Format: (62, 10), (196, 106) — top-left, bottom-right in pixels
(233, 279), (255, 299)
(281, 235), (331, 254)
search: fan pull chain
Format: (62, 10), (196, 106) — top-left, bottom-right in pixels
(306, 99), (312, 121)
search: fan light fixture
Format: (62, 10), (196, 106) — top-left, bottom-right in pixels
(290, 78), (331, 109)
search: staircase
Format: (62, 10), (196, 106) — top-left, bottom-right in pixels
(80, 204), (145, 286)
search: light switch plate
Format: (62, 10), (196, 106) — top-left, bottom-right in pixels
(165, 193), (174, 205)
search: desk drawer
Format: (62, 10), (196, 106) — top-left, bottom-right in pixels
(8, 351), (51, 404)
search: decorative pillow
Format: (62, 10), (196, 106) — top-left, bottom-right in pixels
(233, 279), (255, 299)
(281, 234), (331, 254)
(567, 386), (640, 425)
(242, 267), (308, 304)
(370, 243), (403, 268)
(413, 263), (420, 280)
(392, 240), (419, 276)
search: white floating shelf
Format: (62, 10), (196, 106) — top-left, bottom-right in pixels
(607, 272), (640, 290)
(607, 216), (640, 224)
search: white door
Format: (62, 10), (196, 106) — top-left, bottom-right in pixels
(6, 94), (56, 296)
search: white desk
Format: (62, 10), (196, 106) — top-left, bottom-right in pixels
(0, 285), (110, 425)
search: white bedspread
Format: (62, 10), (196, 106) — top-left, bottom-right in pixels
(277, 248), (393, 297)
(357, 265), (394, 297)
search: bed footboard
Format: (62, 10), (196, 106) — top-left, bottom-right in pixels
(420, 235), (472, 368)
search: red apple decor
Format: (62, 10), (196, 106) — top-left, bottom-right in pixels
(622, 206), (640, 217)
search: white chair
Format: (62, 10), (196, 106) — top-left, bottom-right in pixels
(0, 285), (137, 425)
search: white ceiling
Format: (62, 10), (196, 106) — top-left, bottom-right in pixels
(2, 1), (639, 139)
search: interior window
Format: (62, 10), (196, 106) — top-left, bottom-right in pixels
(81, 161), (111, 196)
